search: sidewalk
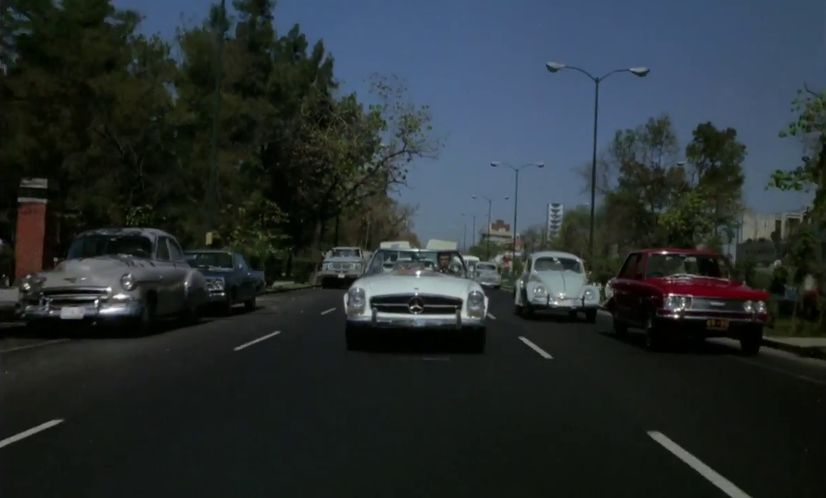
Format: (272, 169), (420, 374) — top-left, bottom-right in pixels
(0, 287), (18, 322)
(762, 335), (826, 360)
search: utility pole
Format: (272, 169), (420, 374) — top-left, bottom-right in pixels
(205, 0), (228, 244)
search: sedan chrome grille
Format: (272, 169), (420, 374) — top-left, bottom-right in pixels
(691, 298), (746, 313)
(40, 287), (109, 306)
(370, 294), (463, 315)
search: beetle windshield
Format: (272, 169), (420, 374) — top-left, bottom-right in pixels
(67, 235), (154, 260)
(534, 257), (583, 273)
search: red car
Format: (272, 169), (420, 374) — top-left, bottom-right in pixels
(605, 248), (769, 354)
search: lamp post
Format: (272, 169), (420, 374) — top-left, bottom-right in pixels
(545, 61), (649, 262)
(472, 195), (509, 260)
(490, 162), (544, 270)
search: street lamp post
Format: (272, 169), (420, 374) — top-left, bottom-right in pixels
(490, 162), (544, 271)
(472, 196), (508, 260)
(545, 61), (649, 263)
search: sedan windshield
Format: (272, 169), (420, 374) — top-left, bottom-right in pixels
(67, 235), (153, 259)
(332, 248), (360, 258)
(646, 253), (732, 279)
(477, 263), (497, 272)
(186, 252), (233, 269)
(534, 257), (582, 273)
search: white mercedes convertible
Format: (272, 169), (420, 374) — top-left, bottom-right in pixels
(343, 240), (488, 352)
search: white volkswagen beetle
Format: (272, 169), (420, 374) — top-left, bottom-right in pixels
(343, 240), (488, 352)
(514, 250), (600, 321)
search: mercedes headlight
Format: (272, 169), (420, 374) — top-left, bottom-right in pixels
(467, 290), (486, 318)
(346, 287), (366, 316)
(755, 300), (767, 314)
(120, 273), (136, 291)
(663, 294), (691, 312)
(743, 300), (754, 313)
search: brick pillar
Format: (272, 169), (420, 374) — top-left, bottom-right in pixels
(14, 179), (49, 281)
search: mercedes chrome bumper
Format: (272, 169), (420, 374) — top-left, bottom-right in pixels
(347, 309), (485, 330)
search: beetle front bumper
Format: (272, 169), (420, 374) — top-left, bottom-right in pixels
(527, 294), (599, 313)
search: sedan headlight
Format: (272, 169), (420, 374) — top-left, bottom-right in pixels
(467, 290), (486, 318)
(743, 300), (754, 313)
(755, 300), (767, 314)
(206, 277), (225, 291)
(663, 294), (691, 312)
(346, 287), (366, 316)
(20, 273), (45, 293)
(120, 273), (136, 291)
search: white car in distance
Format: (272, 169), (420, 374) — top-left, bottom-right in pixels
(343, 240), (488, 352)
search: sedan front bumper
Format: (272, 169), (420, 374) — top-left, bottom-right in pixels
(347, 309), (485, 330)
(20, 300), (144, 322)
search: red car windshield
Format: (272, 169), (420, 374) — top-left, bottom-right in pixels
(646, 253), (733, 279)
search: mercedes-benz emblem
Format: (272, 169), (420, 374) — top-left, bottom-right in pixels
(408, 297), (425, 315)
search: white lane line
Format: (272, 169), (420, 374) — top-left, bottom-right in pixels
(233, 331), (281, 352)
(647, 431), (751, 498)
(486, 312), (497, 320)
(0, 339), (70, 354)
(518, 336), (553, 359)
(320, 307), (336, 316)
(0, 419), (64, 449)
(734, 357), (826, 386)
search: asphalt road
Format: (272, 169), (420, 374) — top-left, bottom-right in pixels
(1, 288), (825, 498)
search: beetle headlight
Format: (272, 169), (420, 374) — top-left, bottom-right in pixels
(346, 287), (366, 316)
(664, 294), (691, 312)
(584, 288), (597, 302)
(467, 290), (486, 318)
(533, 285), (547, 297)
(120, 273), (136, 291)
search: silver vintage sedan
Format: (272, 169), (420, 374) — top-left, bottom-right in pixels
(19, 228), (208, 330)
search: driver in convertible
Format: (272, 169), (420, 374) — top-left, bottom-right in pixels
(437, 252), (452, 274)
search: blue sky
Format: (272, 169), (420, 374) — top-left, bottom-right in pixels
(116, 0), (825, 243)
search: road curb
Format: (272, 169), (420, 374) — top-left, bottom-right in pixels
(762, 337), (826, 360)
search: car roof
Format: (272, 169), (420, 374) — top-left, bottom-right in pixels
(635, 247), (719, 256)
(530, 250), (582, 261)
(75, 227), (174, 240)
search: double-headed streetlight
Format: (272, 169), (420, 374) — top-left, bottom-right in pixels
(545, 61), (649, 262)
(472, 195), (509, 260)
(490, 161), (544, 268)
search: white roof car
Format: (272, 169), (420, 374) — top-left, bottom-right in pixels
(514, 250), (600, 321)
(343, 244), (487, 352)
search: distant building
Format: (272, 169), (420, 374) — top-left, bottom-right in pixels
(546, 203), (563, 241)
(732, 208), (808, 264)
(480, 219), (513, 247)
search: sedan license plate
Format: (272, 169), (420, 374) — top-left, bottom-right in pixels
(706, 319), (729, 331)
(59, 307), (85, 320)
(337, 273), (346, 279)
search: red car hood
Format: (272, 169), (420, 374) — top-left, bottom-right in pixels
(646, 277), (769, 300)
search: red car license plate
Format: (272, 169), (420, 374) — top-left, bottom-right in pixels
(706, 319), (729, 331)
